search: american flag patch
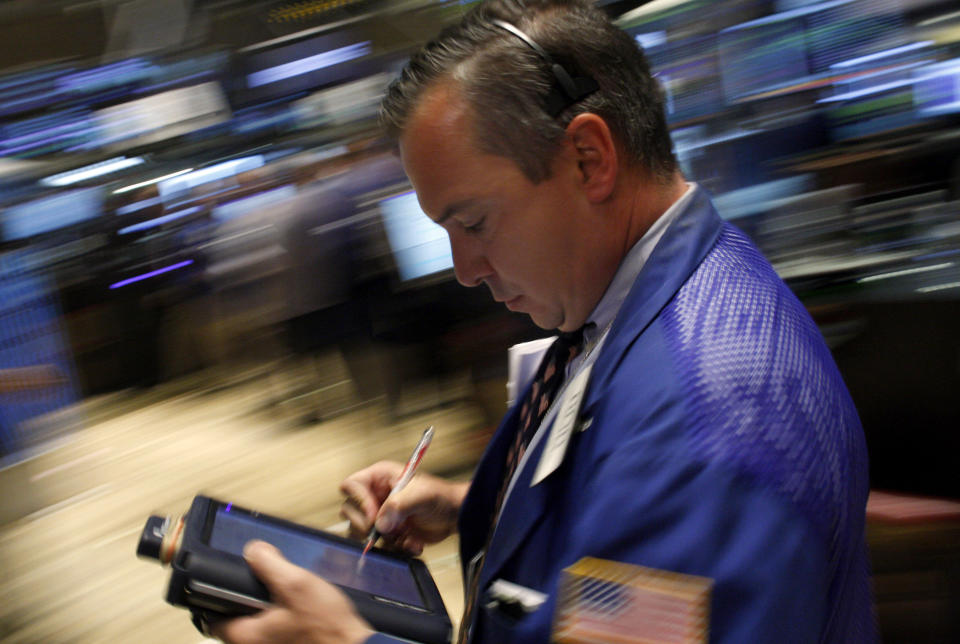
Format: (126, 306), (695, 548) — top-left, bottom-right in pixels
(553, 557), (712, 643)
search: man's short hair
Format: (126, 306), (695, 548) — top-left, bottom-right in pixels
(380, 0), (676, 183)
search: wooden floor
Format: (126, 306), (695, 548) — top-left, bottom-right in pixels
(0, 359), (490, 643)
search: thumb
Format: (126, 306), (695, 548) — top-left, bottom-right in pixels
(376, 486), (419, 534)
(375, 477), (439, 534)
(242, 540), (303, 603)
(374, 502), (402, 534)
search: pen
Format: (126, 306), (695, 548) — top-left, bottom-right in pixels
(361, 426), (435, 558)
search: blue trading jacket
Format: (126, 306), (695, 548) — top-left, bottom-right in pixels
(452, 186), (875, 643)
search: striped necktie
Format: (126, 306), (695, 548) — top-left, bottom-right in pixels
(457, 328), (585, 643)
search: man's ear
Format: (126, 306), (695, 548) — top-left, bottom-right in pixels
(565, 113), (618, 203)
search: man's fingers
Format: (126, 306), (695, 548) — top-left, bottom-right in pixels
(209, 610), (271, 643)
(377, 478), (436, 532)
(339, 502), (371, 538)
(212, 542), (376, 644)
(399, 535), (425, 556)
(374, 504), (402, 534)
(242, 541), (306, 605)
(210, 605), (303, 644)
(339, 478), (381, 523)
(209, 613), (253, 643)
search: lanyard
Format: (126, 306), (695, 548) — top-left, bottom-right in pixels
(495, 322), (613, 524)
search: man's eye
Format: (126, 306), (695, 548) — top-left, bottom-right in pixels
(463, 217), (485, 234)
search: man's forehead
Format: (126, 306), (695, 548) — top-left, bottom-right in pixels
(402, 80), (472, 143)
(399, 82), (479, 191)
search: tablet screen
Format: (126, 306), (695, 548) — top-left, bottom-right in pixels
(207, 506), (425, 608)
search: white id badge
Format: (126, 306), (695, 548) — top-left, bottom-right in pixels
(531, 364), (592, 486)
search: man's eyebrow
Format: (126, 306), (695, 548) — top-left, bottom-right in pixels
(436, 198), (479, 224)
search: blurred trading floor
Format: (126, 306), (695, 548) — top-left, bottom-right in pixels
(0, 358), (489, 643)
(3, 354), (960, 643)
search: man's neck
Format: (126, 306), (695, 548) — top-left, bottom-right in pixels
(563, 170), (687, 332)
(620, 170), (688, 258)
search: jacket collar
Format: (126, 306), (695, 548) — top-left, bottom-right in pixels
(469, 186), (724, 590)
(581, 183), (696, 350)
(587, 185), (723, 395)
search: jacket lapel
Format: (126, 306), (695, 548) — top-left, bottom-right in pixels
(589, 186), (723, 394)
(475, 428), (554, 587)
(461, 186), (725, 587)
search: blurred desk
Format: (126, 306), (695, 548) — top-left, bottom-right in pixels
(867, 491), (960, 643)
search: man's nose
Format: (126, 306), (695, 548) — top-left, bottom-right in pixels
(449, 234), (490, 288)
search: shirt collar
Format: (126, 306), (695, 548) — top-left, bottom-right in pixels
(582, 183), (697, 347)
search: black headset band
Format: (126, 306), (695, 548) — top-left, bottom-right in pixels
(492, 19), (549, 60)
(490, 19), (599, 117)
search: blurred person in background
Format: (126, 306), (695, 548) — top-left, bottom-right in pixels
(212, 1), (873, 642)
(275, 141), (406, 417)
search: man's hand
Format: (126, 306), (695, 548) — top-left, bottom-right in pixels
(339, 461), (470, 555)
(211, 541), (374, 644)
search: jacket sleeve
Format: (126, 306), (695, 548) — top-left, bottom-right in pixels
(562, 432), (830, 644)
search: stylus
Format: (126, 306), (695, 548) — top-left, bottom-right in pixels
(361, 425), (435, 558)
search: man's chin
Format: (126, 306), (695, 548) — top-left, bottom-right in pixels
(497, 295), (563, 330)
(525, 307), (564, 332)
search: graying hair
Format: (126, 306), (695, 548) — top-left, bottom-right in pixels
(380, 0), (676, 183)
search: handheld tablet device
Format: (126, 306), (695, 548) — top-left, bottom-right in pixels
(137, 495), (451, 644)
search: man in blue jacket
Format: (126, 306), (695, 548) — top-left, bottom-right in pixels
(214, 1), (874, 642)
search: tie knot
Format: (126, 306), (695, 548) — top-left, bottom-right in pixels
(556, 326), (586, 364)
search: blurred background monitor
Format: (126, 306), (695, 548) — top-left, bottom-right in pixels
(0, 107), (98, 158)
(2, 187), (103, 242)
(717, 0), (907, 104)
(93, 81), (231, 148)
(158, 155), (266, 206)
(641, 33), (724, 124)
(229, 29), (382, 108)
(804, 0), (905, 75)
(718, 12), (809, 103)
(378, 190), (453, 283)
(914, 58), (960, 118)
